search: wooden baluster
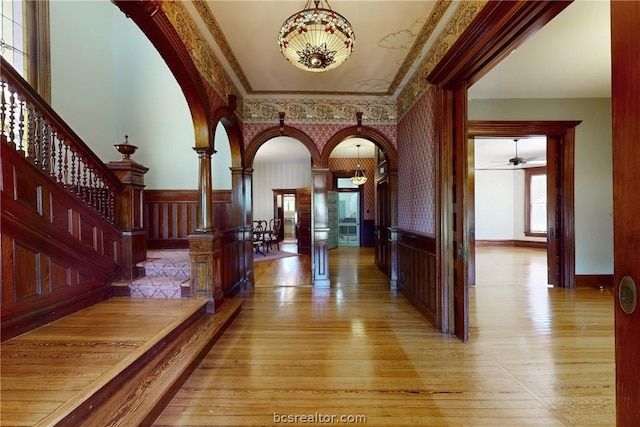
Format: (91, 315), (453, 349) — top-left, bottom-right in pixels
(49, 127), (57, 179)
(26, 109), (36, 160)
(63, 144), (70, 188)
(41, 122), (49, 173)
(101, 182), (108, 219)
(34, 114), (42, 166)
(7, 89), (16, 144)
(57, 138), (64, 184)
(109, 190), (115, 224)
(70, 150), (77, 194)
(1, 82), (6, 143)
(81, 162), (88, 202)
(90, 169), (97, 210)
(17, 100), (25, 152)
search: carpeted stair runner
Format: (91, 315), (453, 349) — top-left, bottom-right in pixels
(129, 249), (191, 298)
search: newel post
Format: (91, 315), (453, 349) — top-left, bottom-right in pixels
(107, 137), (149, 280)
(187, 146), (223, 312)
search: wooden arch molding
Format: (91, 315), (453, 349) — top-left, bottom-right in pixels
(245, 126), (321, 169)
(212, 96), (243, 168)
(320, 126), (397, 170)
(112, 0), (214, 149)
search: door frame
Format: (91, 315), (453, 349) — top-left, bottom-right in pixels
(426, 1), (573, 341)
(468, 121), (581, 290)
(273, 189), (297, 242)
(332, 170), (365, 247)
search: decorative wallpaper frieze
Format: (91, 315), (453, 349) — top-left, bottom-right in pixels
(160, 0), (240, 111)
(243, 97), (397, 125)
(396, 1), (486, 120)
(387, 0), (452, 96)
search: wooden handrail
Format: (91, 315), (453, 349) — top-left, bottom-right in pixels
(1, 57), (123, 222)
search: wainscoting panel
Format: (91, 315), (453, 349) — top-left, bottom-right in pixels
(2, 145), (121, 340)
(144, 190), (198, 249)
(397, 230), (438, 325)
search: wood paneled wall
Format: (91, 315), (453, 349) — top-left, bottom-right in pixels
(144, 190), (198, 249)
(144, 190), (234, 249)
(397, 230), (438, 325)
(1, 144), (121, 341)
(143, 190), (244, 296)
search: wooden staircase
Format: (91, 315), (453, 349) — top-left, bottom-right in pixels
(0, 298), (242, 426)
(113, 250), (192, 298)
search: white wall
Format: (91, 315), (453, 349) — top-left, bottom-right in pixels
(49, 0), (196, 189)
(469, 98), (613, 275)
(252, 161), (312, 221)
(475, 170), (515, 239)
(50, 1), (117, 162)
(213, 122), (232, 190)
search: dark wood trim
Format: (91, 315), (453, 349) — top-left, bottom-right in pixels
(575, 274), (614, 289)
(427, 2), (574, 341)
(524, 166), (548, 237)
(475, 240), (546, 249)
(428, 1), (572, 88)
(245, 126), (321, 168)
(468, 121), (580, 289)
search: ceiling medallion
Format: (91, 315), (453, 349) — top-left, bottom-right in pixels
(277, 0), (355, 72)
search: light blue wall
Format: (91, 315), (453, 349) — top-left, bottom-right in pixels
(469, 98), (613, 275)
(49, 0), (202, 189)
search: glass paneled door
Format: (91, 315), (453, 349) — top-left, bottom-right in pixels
(338, 192), (360, 246)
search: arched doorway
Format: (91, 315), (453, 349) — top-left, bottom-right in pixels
(321, 126), (399, 288)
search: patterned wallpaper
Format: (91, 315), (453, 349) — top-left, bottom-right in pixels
(243, 122), (397, 156)
(397, 85), (437, 236)
(328, 158), (376, 221)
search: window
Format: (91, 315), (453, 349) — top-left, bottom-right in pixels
(1, 0), (50, 101)
(525, 167), (547, 236)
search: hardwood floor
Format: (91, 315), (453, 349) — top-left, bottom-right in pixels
(155, 246), (615, 426)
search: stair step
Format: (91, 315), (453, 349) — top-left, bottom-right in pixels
(75, 298), (242, 426)
(129, 276), (188, 299)
(2, 298), (242, 427)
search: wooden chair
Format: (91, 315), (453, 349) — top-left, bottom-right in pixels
(266, 218), (282, 251)
(252, 220), (267, 255)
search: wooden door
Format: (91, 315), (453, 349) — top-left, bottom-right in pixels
(452, 86), (469, 342)
(612, 2), (640, 424)
(296, 187), (312, 256)
(467, 138), (476, 287)
(375, 179), (390, 277)
(546, 136), (561, 287)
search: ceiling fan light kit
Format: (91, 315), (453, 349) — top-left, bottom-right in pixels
(277, 0), (355, 72)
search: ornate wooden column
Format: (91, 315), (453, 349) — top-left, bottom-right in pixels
(187, 147), (222, 312)
(107, 144), (148, 281)
(242, 168), (255, 288)
(312, 167), (330, 288)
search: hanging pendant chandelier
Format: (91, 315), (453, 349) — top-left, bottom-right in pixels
(277, 0), (355, 72)
(350, 144), (367, 186)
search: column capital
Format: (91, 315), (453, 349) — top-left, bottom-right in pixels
(193, 146), (215, 157)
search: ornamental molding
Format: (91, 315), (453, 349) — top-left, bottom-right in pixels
(161, 1), (240, 107)
(397, 1), (487, 120)
(242, 96), (397, 125)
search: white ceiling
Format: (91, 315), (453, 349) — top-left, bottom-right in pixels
(474, 137), (547, 170)
(193, 0), (611, 162)
(193, 0), (446, 96)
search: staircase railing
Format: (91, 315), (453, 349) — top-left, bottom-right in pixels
(1, 57), (123, 223)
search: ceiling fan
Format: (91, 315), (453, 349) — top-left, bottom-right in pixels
(509, 139), (527, 166)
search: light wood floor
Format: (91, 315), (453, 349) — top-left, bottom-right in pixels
(155, 246), (615, 426)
